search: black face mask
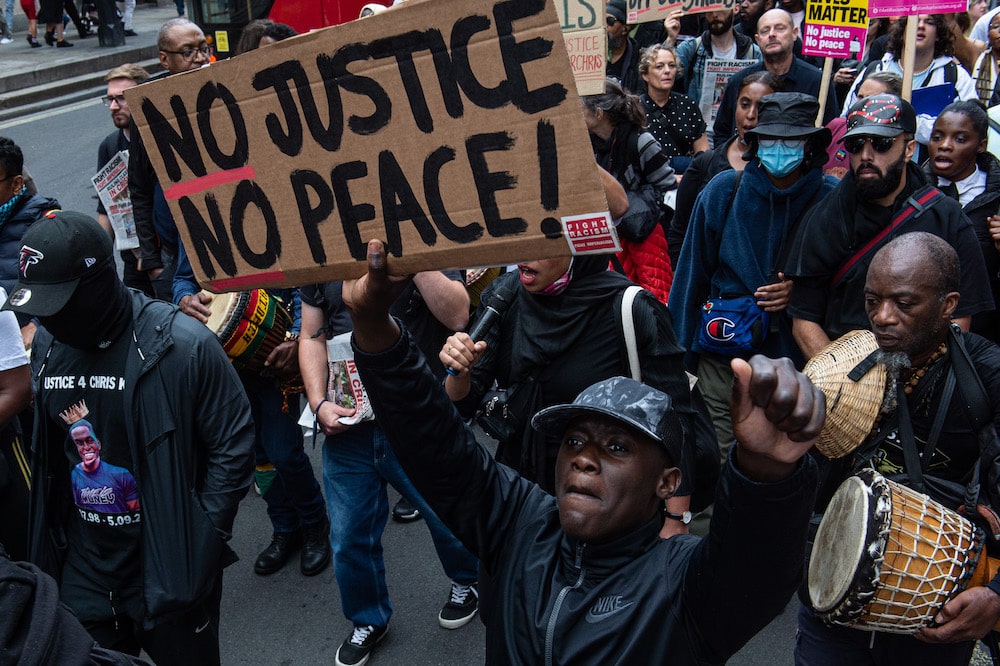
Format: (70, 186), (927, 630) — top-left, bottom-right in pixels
(39, 261), (132, 350)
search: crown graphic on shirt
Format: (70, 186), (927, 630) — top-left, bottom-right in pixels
(59, 399), (90, 426)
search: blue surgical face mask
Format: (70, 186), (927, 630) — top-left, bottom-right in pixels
(757, 138), (806, 178)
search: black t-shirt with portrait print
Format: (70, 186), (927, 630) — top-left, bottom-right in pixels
(40, 329), (143, 622)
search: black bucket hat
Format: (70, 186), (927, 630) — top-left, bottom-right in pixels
(745, 92), (832, 144)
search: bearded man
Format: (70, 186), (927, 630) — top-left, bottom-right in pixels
(783, 94), (993, 359)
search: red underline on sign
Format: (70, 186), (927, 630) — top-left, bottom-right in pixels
(164, 166), (256, 200)
(210, 271), (286, 291)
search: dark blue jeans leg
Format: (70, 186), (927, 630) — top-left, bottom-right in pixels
(250, 378), (326, 528)
(374, 428), (478, 585)
(323, 422), (392, 628)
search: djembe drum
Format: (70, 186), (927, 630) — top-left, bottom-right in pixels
(809, 469), (998, 633)
(204, 290), (292, 374)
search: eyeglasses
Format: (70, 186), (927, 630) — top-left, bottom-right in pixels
(102, 94), (128, 106)
(758, 138), (807, 148)
(843, 135), (899, 154)
(606, 16), (620, 26)
(160, 43), (210, 61)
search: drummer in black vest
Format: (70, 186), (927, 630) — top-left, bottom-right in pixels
(797, 232), (1000, 664)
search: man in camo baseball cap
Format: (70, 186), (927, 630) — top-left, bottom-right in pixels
(531, 376), (682, 465)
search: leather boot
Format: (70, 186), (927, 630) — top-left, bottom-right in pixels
(300, 518), (331, 576)
(253, 531), (301, 575)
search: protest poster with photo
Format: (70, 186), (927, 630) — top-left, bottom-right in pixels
(298, 331), (374, 429)
(92, 150), (140, 251)
(127, 0), (616, 293)
(801, 0), (869, 59)
(701, 58), (758, 130)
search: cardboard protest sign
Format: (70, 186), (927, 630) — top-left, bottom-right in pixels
(127, 0), (614, 292)
(868, 0), (963, 18)
(563, 29), (606, 95)
(627, 0), (737, 27)
(555, 0), (607, 95)
(802, 0), (868, 59)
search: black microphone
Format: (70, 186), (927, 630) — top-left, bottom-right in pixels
(445, 283), (513, 376)
(467, 284), (513, 342)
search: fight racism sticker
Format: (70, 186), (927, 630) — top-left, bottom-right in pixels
(562, 212), (620, 255)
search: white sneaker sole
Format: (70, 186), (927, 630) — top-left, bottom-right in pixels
(438, 607), (478, 630)
(334, 628), (387, 666)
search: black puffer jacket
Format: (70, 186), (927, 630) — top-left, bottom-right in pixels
(28, 290), (254, 626)
(357, 328), (818, 665)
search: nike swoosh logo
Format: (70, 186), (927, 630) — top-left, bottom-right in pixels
(585, 599), (635, 623)
(195, 619), (211, 634)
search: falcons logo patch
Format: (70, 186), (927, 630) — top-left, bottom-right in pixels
(19, 246), (43, 277)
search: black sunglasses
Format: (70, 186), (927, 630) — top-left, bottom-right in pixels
(843, 135), (898, 154)
(606, 15), (620, 26)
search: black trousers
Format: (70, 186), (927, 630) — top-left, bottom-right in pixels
(83, 571), (224, 666)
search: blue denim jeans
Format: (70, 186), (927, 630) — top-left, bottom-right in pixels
(795, 604), (975, 665)
(323, 422), (478, 628)
(244, 374), (326, 533)
(2, 0), (13, 36)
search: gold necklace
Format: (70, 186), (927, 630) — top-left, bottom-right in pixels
(902, 343), (947, 395)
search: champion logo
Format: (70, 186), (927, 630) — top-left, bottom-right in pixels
(84, 257), (97, 268)
(18, 246), (43, 277)
(585, 595), (635, 623)
(705, 316), (736, 341)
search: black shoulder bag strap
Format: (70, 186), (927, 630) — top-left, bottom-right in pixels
(896, 389), (926, 494)
(832, 185), (946, 288)
(945, 326), (995, 515)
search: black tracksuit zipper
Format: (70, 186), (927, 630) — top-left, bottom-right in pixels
(544, 544), (587, 666)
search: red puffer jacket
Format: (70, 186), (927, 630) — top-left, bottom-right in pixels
(615, 224), (672, 303)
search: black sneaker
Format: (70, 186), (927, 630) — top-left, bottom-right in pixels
(438, 581), (478, 629)
(335, 624), (387, 666)
(391, 497), (421, 522)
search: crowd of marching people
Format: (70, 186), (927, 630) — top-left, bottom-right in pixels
(7, 1), (1000, 664)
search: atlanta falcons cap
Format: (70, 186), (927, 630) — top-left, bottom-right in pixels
(3, 210), (113, 317)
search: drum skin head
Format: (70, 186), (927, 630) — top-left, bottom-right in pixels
(809, 475), (873, 612)
(204, 291), (237, 336)
(809, 469), (985, 632)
